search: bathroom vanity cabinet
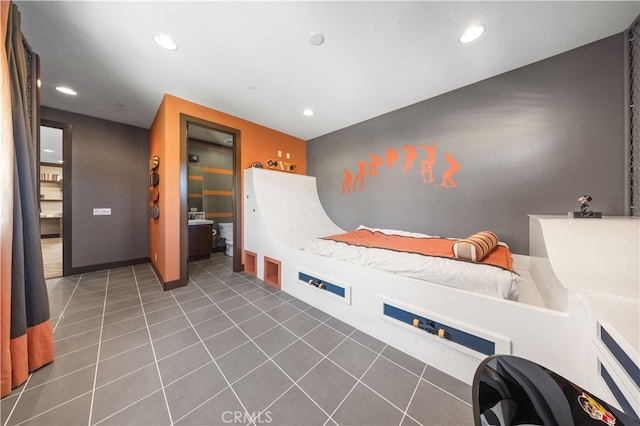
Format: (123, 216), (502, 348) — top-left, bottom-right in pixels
(188, 223), (212, 261)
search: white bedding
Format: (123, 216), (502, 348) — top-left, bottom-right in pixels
(304, 225), (522, 300)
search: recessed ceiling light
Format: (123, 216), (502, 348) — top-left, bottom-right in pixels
(154, 34), (178, 51)
(55, 86), (77, 96)
(459, 25), (485, 44)
(43, 149), (54, 153)
(303, 109), (314, 116)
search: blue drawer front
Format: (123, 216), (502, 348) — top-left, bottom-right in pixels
(600, 362), (640, 420)
(383, 303), (495, 356)
(600, 326), (640, 389)
(298, 272), (345, 298)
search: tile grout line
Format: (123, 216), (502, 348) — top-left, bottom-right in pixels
(2, 376), (32, 426)
(398, 363), (428, 425)
(133, 264), (174, 425)
(33, 258), (472, 426)
(166, 279), (253, 425)
(51, 275), (84, 333)
(180, 260), (473, 421)
(324, 344), (389, 426)
(13, 390), (94, 426)
(190, 270), (352, 423)
(87, 270), (111, 426)
(191, 263), (380, 423)
(256, 323), (357, 424)
(2, 274), (86, 426)
(418, 376), (472, 408)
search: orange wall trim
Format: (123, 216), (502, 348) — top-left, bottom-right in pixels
(202, 167), (232, 175)
(149, 94), (306, 285)
(206, 212), (234, 219)
(203, 190), (233, 196)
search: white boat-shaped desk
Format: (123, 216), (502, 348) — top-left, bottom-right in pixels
(529, 214), (639, 418)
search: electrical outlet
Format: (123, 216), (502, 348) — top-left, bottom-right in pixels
(277, 150), (282, 158)
(286, 152), (290, 159)
(93, 208), (111, 216)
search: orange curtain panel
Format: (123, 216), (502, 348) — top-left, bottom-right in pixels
(1, 1), (54, 398)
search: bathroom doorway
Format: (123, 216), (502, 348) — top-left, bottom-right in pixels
(180, 115), (242, 273)
(39, 119), (72, 278)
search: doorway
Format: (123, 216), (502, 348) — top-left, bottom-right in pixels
(39, 119), (71, 278)
(180, 115), (242, 275)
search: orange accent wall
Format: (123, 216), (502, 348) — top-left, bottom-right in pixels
(149, 94), (306, 284)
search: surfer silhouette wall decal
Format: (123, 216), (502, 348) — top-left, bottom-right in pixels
(340, 141), (461, 193)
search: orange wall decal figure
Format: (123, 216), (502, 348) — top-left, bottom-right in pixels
(339, 141), (461, 193)
(352, 161), (367, 192)
(385, 148), (399, 168)
(369, 154), (383, 176)
(401, 144), (417, 174)
(342, 169), (353, 194)
(418, 142), (437, 184)
(438, 152), (461, 188)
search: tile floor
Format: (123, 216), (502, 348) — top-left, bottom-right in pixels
(1, 254), (473, 426)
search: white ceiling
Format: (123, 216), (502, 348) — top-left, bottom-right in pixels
(16, 1), (640, 141)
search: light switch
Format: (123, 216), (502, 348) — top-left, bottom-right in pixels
(286, 152), (290, 159)
(277, 150), (282, 158)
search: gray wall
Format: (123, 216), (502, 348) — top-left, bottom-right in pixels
(41, 107), (150, 269)
(308, 34), (626, 254)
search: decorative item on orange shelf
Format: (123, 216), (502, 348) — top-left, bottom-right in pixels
(266, 159), (295, 172)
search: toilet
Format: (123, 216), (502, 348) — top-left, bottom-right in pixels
(218, 222), (233, 256)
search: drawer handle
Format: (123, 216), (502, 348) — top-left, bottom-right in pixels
(308, 279), (325, 290)
(412, 318), (444, 338)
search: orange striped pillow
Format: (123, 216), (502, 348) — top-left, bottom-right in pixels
(452, 231), (499, 262)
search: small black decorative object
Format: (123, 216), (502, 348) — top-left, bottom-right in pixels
(266, 159), (278, 168)
(149, 171), (159, 187)
(568, 195), (602, 218)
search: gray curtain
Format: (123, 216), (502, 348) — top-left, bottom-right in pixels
(1, 2), (54, 398)
(631, 19), (640, 216)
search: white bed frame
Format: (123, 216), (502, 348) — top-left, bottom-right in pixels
(243, 168), (639, 416)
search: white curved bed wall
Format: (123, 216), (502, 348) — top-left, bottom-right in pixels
(243, 168), (638, 416)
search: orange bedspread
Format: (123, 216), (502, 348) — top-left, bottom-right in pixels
(322, 228), (514, 272)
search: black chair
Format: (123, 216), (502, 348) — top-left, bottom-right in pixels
(472, 355), (640, 426)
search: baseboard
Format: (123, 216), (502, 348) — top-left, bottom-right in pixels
(163, 279), (185, 291)
(149, 261), (187, 291)
(69, 257), (150, 275)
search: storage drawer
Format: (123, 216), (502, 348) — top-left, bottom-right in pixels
(297, 269), (351, 304)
